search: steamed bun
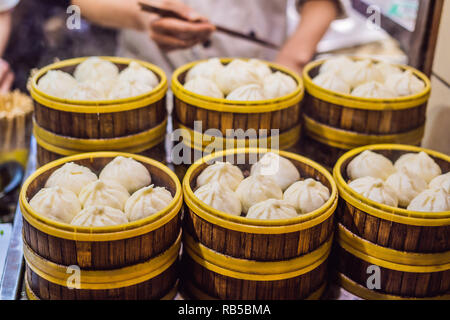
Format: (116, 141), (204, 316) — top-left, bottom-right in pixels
(185, 58), (224, 82)
(226, 84), (265, 101)
(429, 173), (450, 194)
(394, 152), (441, 183)
(194, 181), (242, 216)
(118, 61), (159, 88)
(251, 152), (300, 190)
(99, 156), (151, 193)
(349, 176), (398, 207)
(246, 199), (298, 220)
(385, 70), (425, 97)
(71, 206), (128, 227)
(214, 60), (261, 95)
(196, 162), (244, 191)
(37, 70), (77, 98)
(29, 186), (81, 224)
(45, 162), (97, 196)
(385, 169), (427, 207)
(313, 72), (351, 94)
(347, 150), (395, 181)
(235, 175), (283, 213)
(262, 71), (297, 99)
(340, 59), (383, 88)
(319, 56), (355, 75)
(283, 179), (330, 214)
(184, 77), (223, 99)
(407, 188), (449, 212)
(79, 180), (130, 211)
(65, 82), (106, 100)
(74, 57), (119, 83)
(125, 185), (173, 222)
(351, 81), (396, 98)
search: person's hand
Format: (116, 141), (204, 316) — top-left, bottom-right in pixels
(275, 43), (315, 75)
(0, 59), (14, 93)
(138, 0), (215, 51)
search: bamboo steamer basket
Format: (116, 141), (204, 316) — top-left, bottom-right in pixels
(172, 58), (303, 143)
(20, 152), (183, 299)
(182, 148), (338, 299)
(333, 144), (450, 299)
(33, 118), (167, 166)
(172, 59), (304, 180)
(301, 58), (431, 169)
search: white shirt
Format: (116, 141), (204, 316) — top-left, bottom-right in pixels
(117, 0), (289, 76)
(0, 0), (19, 12)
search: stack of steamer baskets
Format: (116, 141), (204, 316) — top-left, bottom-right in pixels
(29, 57), (168, 167)
(302, 57), (431, 170)
(171, 58), (304, 178)
(20, 152), (182, 300)
(333, 144), (450, 300)
(182, 148), (338, 299)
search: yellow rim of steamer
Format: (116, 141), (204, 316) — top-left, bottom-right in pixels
(184, 233), (332, 281)
(33, 118), (167, 155)
(338, 224), (450, 273)
(303, 114), (424, 150)
(23, 232), (181, 290)
(338, 273), (450, 300)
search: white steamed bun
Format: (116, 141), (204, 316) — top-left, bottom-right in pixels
(99, 156), (151, 193)
(407, 188), (449, 212)
(262, 71), (297, 99)
(385, 70), (425, 97)
(79, 180), (130, 211)
(194, 181), (242, 216)
(340, 59), (384, 88)
(65, 82), (106, 101)
(184, 77), (223, 99)
(246, 199), (298, 220)
(349, 176), (398, 207)
(394, 152), (441, 183)
(37, 70), (77, 98)
(214, 59), (261, 95)
(319, 56), (355, 75)
(29, 186), (81, 223)
(351, 81), (396, 98)
(429, 172), (450, 194)
(227, 84), (265, 101)
(71, 205), (128, 227)
(347, 150), (396, 181)
(118, 61), (159, 88)
(196, 161), (244, 191)
(313, 72), (351, 94)
(125, 185), (173, 222)
(385, 169), (428, 207)
(45, 162), (97, 196)
(74, 57), (119, 83)
(185, 58), (224, 82)
(251, 152), (300, 190)
(235, 175), (283, 213)
(283, 178), (330, 214)
(248, 59), (272, 80)
(374, 62), (403, 81)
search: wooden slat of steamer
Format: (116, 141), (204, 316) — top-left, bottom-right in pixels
(100, 113), (114, 138)
(220, 112), (234, 135)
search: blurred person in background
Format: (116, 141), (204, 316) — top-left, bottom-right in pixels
(0, 0), (17, 93)
(72, 0), (342, 76)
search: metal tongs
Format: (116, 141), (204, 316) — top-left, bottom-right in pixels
(138, 1), (279, 49)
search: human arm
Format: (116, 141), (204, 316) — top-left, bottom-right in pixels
(72, 0), (215, 51)
(0, 9), (14, 93)
(275, 0), (339, 74)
